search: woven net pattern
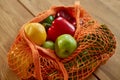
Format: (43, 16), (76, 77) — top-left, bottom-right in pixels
(7, 2), (116, 80)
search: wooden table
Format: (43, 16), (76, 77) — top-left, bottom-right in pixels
(0, 0), (120, 80)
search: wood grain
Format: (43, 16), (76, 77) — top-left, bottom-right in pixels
(0, 0), (33, 80)
(99, 0), (120, 16)
(0, 0), (120, 80)
(18, 0), (64, 15)
(94, 68), (111, 80)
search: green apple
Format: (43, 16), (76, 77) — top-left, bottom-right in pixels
(42, 41), (55, 50)
(55, 34), (77, 58)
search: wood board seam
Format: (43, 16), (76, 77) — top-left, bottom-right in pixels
(17, 0), (35, 17)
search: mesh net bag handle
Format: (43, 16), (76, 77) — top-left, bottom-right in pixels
(8, 1), (116, 80)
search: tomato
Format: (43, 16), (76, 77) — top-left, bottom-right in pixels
(47, 17), (75, 41)
(56, 10), (76, 26)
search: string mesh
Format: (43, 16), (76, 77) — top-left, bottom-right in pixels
(7, 2), (116, 80)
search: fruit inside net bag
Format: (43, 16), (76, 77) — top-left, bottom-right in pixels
(7, 1), (116, 80)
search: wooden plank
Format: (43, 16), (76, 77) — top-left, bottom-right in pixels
(18, 0), (63, 15)
(19, 0), (120, 80)
(99, 0), (120, 16)
(94, 68), (111, 80)
(0, 0), (119, 80)
(85, 74), (99, 80)
(80, 0), (120, 37)
(59, 0), (120, 17)
(97, 54), (120, 80)
(0, 0), (33, 80)
(58, 0), (75, 6)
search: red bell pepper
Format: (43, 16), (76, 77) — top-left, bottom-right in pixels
(56, 10), (76, 26)
(47, 17), (75, 41)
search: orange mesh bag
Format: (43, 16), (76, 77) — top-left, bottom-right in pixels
(7, 2), (116, 80)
